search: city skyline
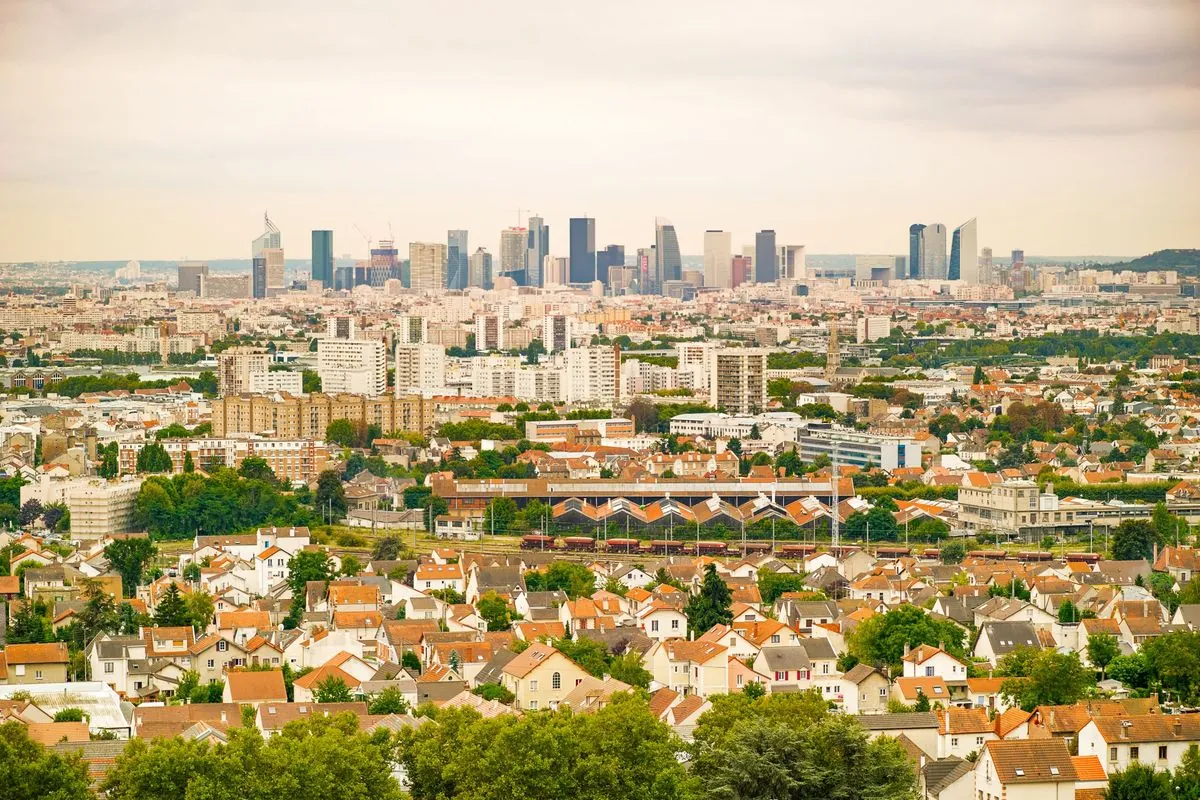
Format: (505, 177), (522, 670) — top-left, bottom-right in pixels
(1, 1), (1197, 262)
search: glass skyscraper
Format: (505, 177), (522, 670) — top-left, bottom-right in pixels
(311, 230), (333, 288)
(654, 218), (681, 291)
(526, 216), (549, 287)
(908, 224), (926, 279)
(755, 230), (777, 283)
(447, 230), (469, 290)
(948, 218), (977, 283)
(569, 217), (596, 284)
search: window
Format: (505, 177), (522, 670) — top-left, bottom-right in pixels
(771, 634), (780, 644)
(775, 671), (784, 681)
(35, 670), (44, 680)
(952, 737), (959, 747)
(879, 687), (888, 697)
(208, 659), (215, 668)
(736, 675), (744, 687)
(1130, 747), (1139, 761)
(529, 680), (538, 691)
(976, 736), (984, 745)
(1109, 747), (1118, 761)
(551, 672), (561, 690)
(671, 619), (680, 630)
(528, 701), (538, 710)
(925, 666), (935, 677)
(104, 662), (114, 674)
(1159, 746), (1168, 760)
(822, 663), (829, 674)
(217, 641), (227, 652)
(14, 665), (24, 676)
(651, 620), (659, 632)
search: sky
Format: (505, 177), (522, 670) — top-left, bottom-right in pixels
(1, 0), (1198, 262)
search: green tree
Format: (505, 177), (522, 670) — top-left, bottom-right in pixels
(99, 445), (120, 478)
(848, 605), (967, 671)
(238, 456), (276, 483)
(314, 675), (355, 703)
(686, 564), (734, 637)
(607, 652), (653, 689)
(1087, 634), (1120, 679)
(757, 572), (807, 605)
(42, 503), (69, 532)
(287, 550), (334, 599)
(366, 687), (409, 715)
(401, 651), (422, 673)
(371, 535), (406, 561)
(1103, 762), (1174, 800)
(973, 364), (986, 384)
(326, 418), (357, 448)
(1058, 600), (1082, 624)
(185, 590), (215, 630)
(0, 721), (93, 800)
(340, 555), (364, 577)
(1110, 519), (1160, 561)
(76, 577), (121, 644)
(477, 591), (517, 631)
(7, 599), (53, 643)
(482, 496), (519, 535)
(53, 708), (86, 722)
(1000, 649), (1095, 711)
(154, 582), (191, 627)
(472, 683), (515, 704)
(315, 469), (348, 519)
(1141, 630), (1200, 704)
(136, 442), (175, 473)
(1175, 744), (1200, 800)
(524, 561), (596, 599)
(182, 451), (195, 473)
(104, 537), (159, 596)
(940, 541), (967, 564)
(742, 681), (766, 700)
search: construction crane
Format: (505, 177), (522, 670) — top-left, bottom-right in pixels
(353, 224), (372, 256)
(513, 208), (530, 227)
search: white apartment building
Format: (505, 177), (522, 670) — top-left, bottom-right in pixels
(66, 478), (143, 540)
(394, 315), (428, 345)
(318, 338), (387, 396)
(393, 343), (446, 394)
(409, 242), (447, 292)
(856, 316), (891, 343)
(795, 425), (923, 472)
(469, 355), (563, 401)
(710, 348), (768, 414)
(247, 370), (303, 394)
(565, 346), (620, 405)
(621, 358), (679, 396)
(676, 341), (720, 394)
(217, 347), (271, 395)
(542, 315), (572, 352)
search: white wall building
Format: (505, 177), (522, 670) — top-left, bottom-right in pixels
(393, 343), (446, 394)
(318, 338), (387, 396)
(703, 230), (732, 289)
(565, 346), (620, 405)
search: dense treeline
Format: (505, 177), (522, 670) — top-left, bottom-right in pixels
(135, 468), (315, 540)
(45, 370), (218, 398)
(901, 331), (1200, 368)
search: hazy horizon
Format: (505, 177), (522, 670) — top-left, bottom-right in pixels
(2, 0), (1198, 262)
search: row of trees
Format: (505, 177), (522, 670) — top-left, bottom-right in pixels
(134, 468), (315, 540)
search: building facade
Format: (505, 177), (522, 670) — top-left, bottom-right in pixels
(211, 393), (433, 438)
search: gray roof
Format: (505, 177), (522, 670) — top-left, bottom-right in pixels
(782, 600), (839, 618)
(474, 648), (518, 686)
(757, 646), (811, 671)
(1176, 604), (1200, 629)
(416, 681), (468, 706)
(857, 711), (938, 731)
(577, 628), (654, 656)
(475, 565), (525, 591)
(523, 591), (568, 609)
(798, 638), (837, 661)
(924, 756), (974, 796)
(980, 621), (1042, 655)
(842, 663), (885, 685)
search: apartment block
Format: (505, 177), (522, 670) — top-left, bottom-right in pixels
(211, 393), (433, 438)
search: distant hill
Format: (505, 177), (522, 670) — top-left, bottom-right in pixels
(1103, 249), (1200, 275)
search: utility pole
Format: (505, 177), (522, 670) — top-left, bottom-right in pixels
(831, 446), (840, 549)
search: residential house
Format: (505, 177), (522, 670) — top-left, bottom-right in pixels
(901, 644), (968, 681)
(646, 639), (729, 697)
(975, 739), (1078, 800)
(0, 643), (70, 684)
(974, 621), (1043, 665)
(221, 669), (287, 707)
(1078, 714), (1200, 775)
(841, 664), (891, 715)
(414, 563), (466, 595)
(936, 706), (997, 759)
(499, 643), (589, 711)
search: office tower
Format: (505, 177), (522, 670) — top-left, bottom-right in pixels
(318, 338), (387, 395)
(781, 245), (806, 280)
(980, 247), (994, 285)
(311, 230), (333, 288)
(921, 223), (948, 279)
(395, 315), (428, 345)
(545, 255), (567, 286)
(409, 242), (447, 292)
(393, 342), (446, 395)
(475, 314), (505, 351)
(218, 347), (270, 395)
(1009, 249), (1028, 293)
(569, 217), (596, 283)
(731, 255), (751, 288)
(543, 314), (572, 352)
(595, 244), (624, 286)
(565, 345), (620, 404)
(703, 230), (733, 289)
(176, 261), (208, 294)
(334, 265), (354, 291)
(908, 224), (926, 280)
(636, 247), (655, 294)
(710, 348), (768, 414)
(948, 218), (978, 282)
(754, 230), (777, 283)
(447, 230), (469, 291)
(369, 240), (398, 287)
(894, 256), (907, 280)
(469, 247), (493, 289)
(654, 218), (681, 288)
(326, 315), (356, 340)
(526, 216), (549, 287)
(251, 213), (284, 299)
(499, 227), (527, 284)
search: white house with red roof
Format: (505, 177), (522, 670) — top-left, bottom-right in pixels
(902, 643), (969, 681)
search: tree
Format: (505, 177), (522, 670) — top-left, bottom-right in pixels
(1058, 600), (1082, 623)
(999, 649), (1095, 711)
(314, 675), (355, 703)
(742, 681), (766, 700)
(607, 652), (653, 689)
(940, 541), (967, 564)
(1087, 634), (1120, 679)
(686, 564), (734, 637)
(757, 572), (807, 605)
(482, 496), (518, 536)
(53, 708), (86, 722)
(136, 442), (174, 473)
(1141, 630), (1200, 704)
(98, 446), (119, 479)
(19, 499), (42, 527)
(727, 438), (742, 458)
(973, 364), (986, 384)
(315, 469), (347, 519)
(472, 683), (515, 704)
(154, 582), (191, 627)
(524, 561), (596, 599)
(848, 605), (967, 671)
(401, 651), (422, 673)
(7, 599), (53, 643)
(478, 591), (517, 631)
(340, 555), (364, 577)
(287, 550), (334, 599)
(238, 456), (276, 483)
(101, 714), (404, 800)
(182, 451), (195, 473)
(326, 418), (357, 448)
(1110, 519), (1160, 562)
(913, 689), (931, 712)
(41, 503), (68, 532)
(367, 687), (409, 715)
(1176, 744), (1200, 800)
(371, 535), (405, 561)
(1103, 762), (1174, 800)
(1106, 653), (1150, 690)
(185, 590), (216, 630)
(0, 721), (93, 800)
(525, 338), (545, 365)
(104, 537), (158, 596)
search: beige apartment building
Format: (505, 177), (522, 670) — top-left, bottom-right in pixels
(217, 347), (270, 395)
(211, 392), (433, 438)
(118, 438), (332, 484)
(64, 478), (143, 539)
(710, 348), (768, 414)
(958, 479), (1114, 538)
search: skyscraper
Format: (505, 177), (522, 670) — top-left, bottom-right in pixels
(176, 261), (208, 294)
(948, 218), (978, 282)
(595, 244), (624, 286)
(703, 230), (732, 289)
(409, 242), (447, 292)
(754, 230), (777, 283)
(569, 217), (596, 284)
(447, 230), (469, 290)
(780, 245), (806, 280)
(311, 230), (333, 288)
(526, 216), (549, 287)
(500, 227), (527, 284)
(369, 240), (398, 287)
(654, 218), (681, 289)
(921, 223), (948, 280)
(251, 213), (282, 299)
(979, 247), (994, 285)
(907, 224), (926, 280)
(468, 247), (493, 290)
(636, 247), (655, 294)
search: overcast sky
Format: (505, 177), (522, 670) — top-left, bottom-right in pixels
(1, 0), (1198, 262)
